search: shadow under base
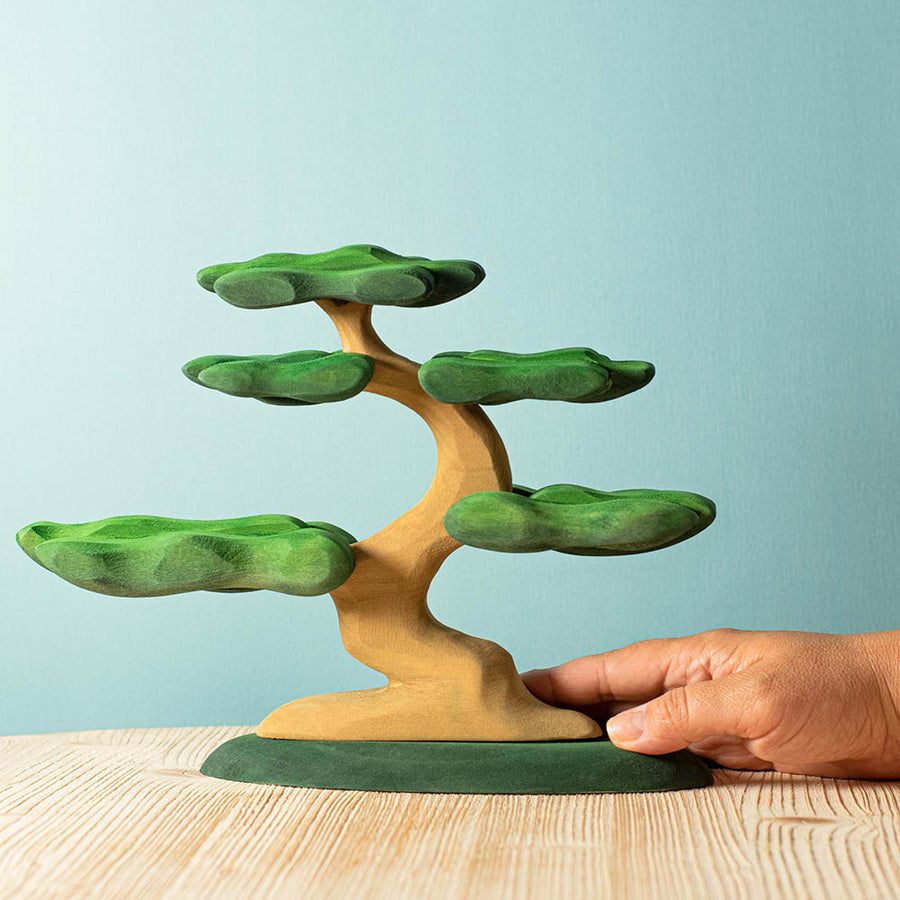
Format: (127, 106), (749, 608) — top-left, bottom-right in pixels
(200, 734), (713, 794)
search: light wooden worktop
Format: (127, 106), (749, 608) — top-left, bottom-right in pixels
(1, 725), (899, 898)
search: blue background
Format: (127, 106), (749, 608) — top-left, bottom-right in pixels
(2, 1), (898, 735)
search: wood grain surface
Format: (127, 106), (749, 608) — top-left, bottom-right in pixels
(2, 726), (900, 899)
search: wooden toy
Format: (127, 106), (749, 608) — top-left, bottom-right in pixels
(17, 245), (715, 793)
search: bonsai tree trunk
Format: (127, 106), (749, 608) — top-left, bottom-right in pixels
(258, 300), (601, 741)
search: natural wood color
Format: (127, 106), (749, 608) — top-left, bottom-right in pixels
(258, 301), (600, 741)
(4, 726), (900, 900)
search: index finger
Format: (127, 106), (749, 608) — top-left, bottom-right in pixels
(521, 629), (746, 708)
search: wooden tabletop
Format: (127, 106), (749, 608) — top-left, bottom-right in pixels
(1, 726), (899, 899)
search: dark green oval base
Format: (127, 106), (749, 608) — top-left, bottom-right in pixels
(200, 734), (712, 794)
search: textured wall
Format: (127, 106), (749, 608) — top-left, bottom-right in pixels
(2, 0), (898, 734)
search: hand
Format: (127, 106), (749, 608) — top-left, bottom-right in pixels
(521, 629), (900, 778)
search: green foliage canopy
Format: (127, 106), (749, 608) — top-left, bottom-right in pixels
(16, 514), (357, 597)
(444, 484), (715, 556)
(197, 245), (485, 310)
(418, 348), (655, 405)
(183, 350), (374, 405)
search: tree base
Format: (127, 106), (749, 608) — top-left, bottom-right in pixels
(257, 680), (602, 741)
(200, 734), (713, 794)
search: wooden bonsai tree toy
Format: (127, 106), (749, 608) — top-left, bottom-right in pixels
(17, 245), (716, 793)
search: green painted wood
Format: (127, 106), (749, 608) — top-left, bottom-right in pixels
(182, 350), (374, 405)
(15, 514), (355, 597)
(306, 521), (358, 545)
(197, 245), (484, 310)
(200, 733), (713, 794)
(444, 484), (715, 556)
(418, 348), (655, 405)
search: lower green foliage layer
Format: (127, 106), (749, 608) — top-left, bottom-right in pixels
(16, 514), (356, 597)
(200, 734), (712, 794)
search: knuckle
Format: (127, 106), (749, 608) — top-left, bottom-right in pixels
(589, 653), (611, 691)
(629, 637), (666, 654)
(751, 668), (782, 697)
(651, 687), (693, 732)
(701, 627), (741, 641)
(543, 666), (562, 704)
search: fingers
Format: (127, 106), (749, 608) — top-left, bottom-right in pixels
(521, 629), (746, 708)
(606, 672), (759, 755)
(687, 735), (773, 771)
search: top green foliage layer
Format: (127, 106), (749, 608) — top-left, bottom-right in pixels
(418, 349), (655, 405)
(444, 483), (715, 556)
(197, 245), (485, 310)
(16, 514), (357, 597)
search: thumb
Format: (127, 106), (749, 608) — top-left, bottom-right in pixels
(606, 673), (756, 754)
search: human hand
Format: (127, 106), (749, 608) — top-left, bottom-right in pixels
(522, 629), (900, 778)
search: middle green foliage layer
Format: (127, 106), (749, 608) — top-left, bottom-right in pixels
(418, 348), (655, 405)
(182, 350), (374, 405)
(444, 484), (716, 555)
(15, 514), (356, 597)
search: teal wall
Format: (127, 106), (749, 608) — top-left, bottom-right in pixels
(2, 1), (898, 735)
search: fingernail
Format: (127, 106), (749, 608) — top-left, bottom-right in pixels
(607, 710), (645, 744)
